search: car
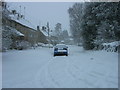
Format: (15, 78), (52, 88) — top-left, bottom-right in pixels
(54, 44), (68, 56)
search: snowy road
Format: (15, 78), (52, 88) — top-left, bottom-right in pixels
(2, 45), (118, 88)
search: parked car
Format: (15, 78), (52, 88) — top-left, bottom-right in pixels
(54, 44), (68, 56)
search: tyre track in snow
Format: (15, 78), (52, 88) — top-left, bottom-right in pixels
(46, 56), (69, 88)
(33, 48), (63, 88)
(66, 61), (97, 87)
(34, 46), (98, 88)
(34, 56), (67, 88)
(66, 55), (118, 88)
(65, 47), (96, 87)
(47, 68), (61, 87)
(66, 58), (111, 88)
(42, 56), (76, 88)
(65, 55), (101, 88)
(22, 46), (118, 88)
(21, 47), (119, 88)
(3, 46), (118, 88)
(34, 58), (57, 88)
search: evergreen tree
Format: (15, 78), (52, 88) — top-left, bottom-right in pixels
(68, 2), (120, 50)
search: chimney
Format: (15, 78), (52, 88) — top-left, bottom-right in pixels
(37, 26), (40, 31)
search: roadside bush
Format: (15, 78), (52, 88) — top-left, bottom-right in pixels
(13, 40), (31, 50)
(94, 41), (120, 52)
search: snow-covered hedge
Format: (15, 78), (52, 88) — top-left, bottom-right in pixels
(37, 43), (45, 47)
(13, 40), (31, 50)
(95, 41), (120, 52)
(43, 44), (53, 48)
(37, 43), (53, 48)
(2, 26), (31, 51)
(2, 26), (14, 51)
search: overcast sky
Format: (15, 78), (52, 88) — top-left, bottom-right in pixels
(8, 2), (77, 34)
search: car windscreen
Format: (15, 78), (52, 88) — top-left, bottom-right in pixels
(55, 45), (67, 48)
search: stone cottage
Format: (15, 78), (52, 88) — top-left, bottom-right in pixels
(2, 13), (47, 46)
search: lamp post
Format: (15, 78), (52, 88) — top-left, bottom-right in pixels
(47, 22), (50, 48)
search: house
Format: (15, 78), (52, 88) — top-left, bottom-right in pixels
(2, 13), (47, 46)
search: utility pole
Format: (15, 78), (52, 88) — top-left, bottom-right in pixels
(47, 22), (50, 48)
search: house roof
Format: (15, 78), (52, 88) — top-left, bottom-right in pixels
(6, 26), (24, 37)
(9, 14), (36, 30)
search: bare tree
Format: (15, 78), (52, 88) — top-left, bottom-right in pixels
(68, 3), (85, 44)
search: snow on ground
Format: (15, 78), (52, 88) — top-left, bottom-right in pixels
(2, 45), (118, 88)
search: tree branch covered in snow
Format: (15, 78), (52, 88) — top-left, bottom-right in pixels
(68, 2), (120, 50)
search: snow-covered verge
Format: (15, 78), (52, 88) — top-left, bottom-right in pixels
(94, 41), (120, 52)
(2, 45), (118, 88)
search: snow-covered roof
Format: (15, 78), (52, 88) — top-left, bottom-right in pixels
(9, 14), (36, 30)
(39, 26), (55, 37)
(40, 30), (48, 37)
(38, 26), (48, 36)
(14, 30), (24, 36)
(6, 26), (24, 36)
